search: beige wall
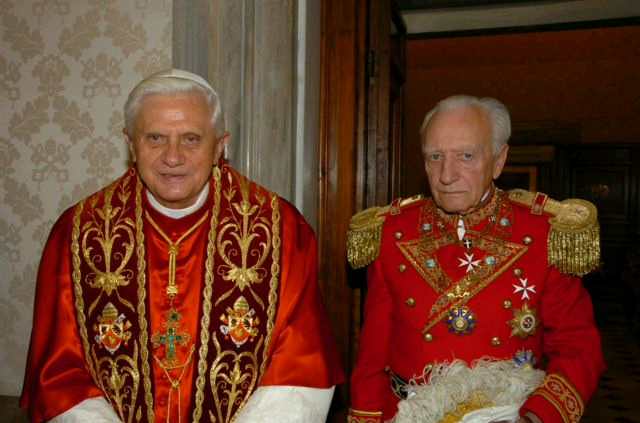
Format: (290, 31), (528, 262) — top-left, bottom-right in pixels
(0, 0), (172, 396)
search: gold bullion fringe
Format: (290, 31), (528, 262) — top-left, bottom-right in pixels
(347, 206), (388, 269)
(509, 190), (600, 276)
(549, 223), (600, 277)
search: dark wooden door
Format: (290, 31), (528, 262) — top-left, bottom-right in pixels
(319, 1), (407, 420)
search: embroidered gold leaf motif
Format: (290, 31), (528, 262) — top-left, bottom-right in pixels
(209, 333), (261, 423)
(82, 177), (136, 315)
(92, 342), (140, 423)
(216, 173), (271, 308)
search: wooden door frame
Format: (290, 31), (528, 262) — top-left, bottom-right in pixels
(319, 0), (406, 418)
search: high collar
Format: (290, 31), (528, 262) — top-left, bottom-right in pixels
(146, 183), (210, 220)
(143, 184), (212, 241)
(435, 185), (501, 229)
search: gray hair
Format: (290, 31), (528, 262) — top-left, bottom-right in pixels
(124, 68), (225, 138)
(419, 95), (511, 155)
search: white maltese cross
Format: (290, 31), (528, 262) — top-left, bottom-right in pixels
(458, 253), (481, 273)
(513, 278), (536, 300)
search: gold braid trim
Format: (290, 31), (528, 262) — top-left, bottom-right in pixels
(192, 165), (222, 422)
(134, 176), (155, 421)
(347, 408), (383, 423)
(508, 189), (600, 276)
(531, 373), (584, 423)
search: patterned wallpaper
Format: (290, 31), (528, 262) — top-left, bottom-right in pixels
(0, 0), (172, 396)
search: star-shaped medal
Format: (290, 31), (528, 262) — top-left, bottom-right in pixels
(458, 252), (481, 273)
(512, 277), (536, 300)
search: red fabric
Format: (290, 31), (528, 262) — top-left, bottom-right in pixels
(260, 201), (344, 387)
(20, 179), (343, 422)
(144, 196), (209, 423)
(350, 193), (605, 421)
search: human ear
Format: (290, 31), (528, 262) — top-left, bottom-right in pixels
(492, 144), (509, 179)
(123, 129), (136, 163)
(215, 132), (231, 162)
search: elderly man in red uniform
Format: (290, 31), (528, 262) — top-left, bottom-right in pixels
(21, 69), (343, 423)
(347, 95), (604, 423)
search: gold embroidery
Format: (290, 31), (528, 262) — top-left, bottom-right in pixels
(94, 302), (132, 354)
(219, 296), (260, 347)
(73, 173), (151, 421)
(81, 175), (136, 316)
(347, 408), (383, 423)
(509, 189), (600, 276)
(134, 176), (154, 421)
(420, 238), (527, 335)
(261, 193), (281, 376)
(216, 172), (272, 309)
(91, 342), (140, 423)
(72, 199), (100, 384)
(347, 206), (389, 269)
(534, 373), (584, 423)
(209, 333), (262, 423)
(192, 166), (222, 422)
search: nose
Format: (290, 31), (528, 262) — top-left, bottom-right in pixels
(162, 139), (184, 167)
(439, 155), (459, 185)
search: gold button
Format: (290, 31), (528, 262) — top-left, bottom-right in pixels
(423, 333), (433, 342)
(398, 264), (406, 272)
(491, 336), (501, 346)
(503, 299), (512, 309)
(395, 231), (403, 240)
(405, 297), (416, 307)
(523, 236), (533, 245)
(513, 268), (523, 276)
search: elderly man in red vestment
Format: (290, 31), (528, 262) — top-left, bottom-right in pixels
(21, 69), (343, 423)
(347, 95), (604, 423)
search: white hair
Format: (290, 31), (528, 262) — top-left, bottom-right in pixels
(419, 95), (511, 155)
(124, 68), (225, 138)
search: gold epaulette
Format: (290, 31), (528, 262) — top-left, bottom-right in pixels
(508, 189), (600, 276)
(347, 195), (422, 269)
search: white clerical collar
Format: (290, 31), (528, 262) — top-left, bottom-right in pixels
(146, 183), (210, 219)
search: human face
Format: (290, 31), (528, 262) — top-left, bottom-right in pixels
(422, 105), (508, 214)
(126, 93), (228, 209)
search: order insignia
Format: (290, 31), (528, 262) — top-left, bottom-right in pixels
(220, 296), (260, 348)
(508, 303), (539, 338)
(513, 277), (536, 300)
(446, 306), (476, 335)
(513, 349), (537, 369)
(94, 302), (132, 354)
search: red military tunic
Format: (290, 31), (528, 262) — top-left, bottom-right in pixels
(21, 165), (343, 422)
(348, 189), (604, 422)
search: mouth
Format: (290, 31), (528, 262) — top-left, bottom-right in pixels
(159, 173), (187, 182)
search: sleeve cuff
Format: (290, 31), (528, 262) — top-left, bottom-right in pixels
(522, 373), (584, 423)
(49, 397), (121, 423)
(234, 385), (334, 423)
(347, 408), (383, 423)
